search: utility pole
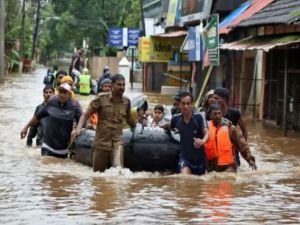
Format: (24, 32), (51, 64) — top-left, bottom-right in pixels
(31, 0), (40, 61)
(19, 0), (26, 74)
(139, 0), (145, 36)
(0, 0), (6, 82)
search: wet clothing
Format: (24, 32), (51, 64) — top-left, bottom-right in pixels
(87, 92), (131, 171)
(92, 146), (124, 172)
(41, 146), (68, 159)
(205, 119), (255, 172)
(224, 107), (242, 166)
(170, 112), (206, 174)
(27, 103), (46, 146)
(36, 96), (82, 155)
(178, 155), (206, 175)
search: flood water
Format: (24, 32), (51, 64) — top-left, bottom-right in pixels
(0, 68), (299, 225)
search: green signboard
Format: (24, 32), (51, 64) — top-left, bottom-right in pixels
(204, 14), (219, 66)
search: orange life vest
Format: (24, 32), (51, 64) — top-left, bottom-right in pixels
(90, 113), (98, 126)
(204, 121), (235, 166)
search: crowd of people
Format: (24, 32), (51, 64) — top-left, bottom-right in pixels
(20, 47), (257, 175)
(164, 88), (256, 175)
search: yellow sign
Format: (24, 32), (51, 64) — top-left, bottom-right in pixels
(138, 37), (150, 62)
(139, 37), (184, 63)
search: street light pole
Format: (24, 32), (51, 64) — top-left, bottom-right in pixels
(139, 0), (145, 36)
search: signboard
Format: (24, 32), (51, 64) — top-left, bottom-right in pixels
(181, 0), (212, 24)
(205, 14), (219, 49)
(185, 26), (205, 62)
(108, 28), (123, 47)
(109, 27), (139, 48)
(128, 28), (140, 47)
(203, 14), (220, 66)
(138, 37), (184, 63)
(138, 37), (150, 62)
(166, 0), (181, 27)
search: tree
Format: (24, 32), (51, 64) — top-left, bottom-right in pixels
(4, 0), (36, 72)
(38, 0), (141, 62)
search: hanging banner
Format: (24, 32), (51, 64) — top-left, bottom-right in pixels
(185, 26), (204, 62)
(166, 0), (181, 27)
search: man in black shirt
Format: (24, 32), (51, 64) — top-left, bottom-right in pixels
(26, 86), (54, 146)
(21, 83), (82, 158)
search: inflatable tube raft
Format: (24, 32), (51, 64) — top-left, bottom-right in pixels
(72, 126), (180, 172)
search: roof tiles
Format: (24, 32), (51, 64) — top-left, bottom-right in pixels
(238, 0), (300, 27)
(221, 0), (274, 34)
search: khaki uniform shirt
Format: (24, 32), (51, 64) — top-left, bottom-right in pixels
(88, 92), (131, 151)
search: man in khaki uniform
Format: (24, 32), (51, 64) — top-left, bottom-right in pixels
(72, 74), (136, 172)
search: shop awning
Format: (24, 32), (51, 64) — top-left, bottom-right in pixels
(220, 35), (300, 52)
(152, 30), (187, 38)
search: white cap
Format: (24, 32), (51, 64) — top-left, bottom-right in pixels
(58, 83), (72, 93)
(82, 68), (89, 74)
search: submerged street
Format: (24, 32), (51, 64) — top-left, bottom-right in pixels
(0, 69), (299, 224)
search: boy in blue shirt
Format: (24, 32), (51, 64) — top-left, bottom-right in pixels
(162, 92), (209, 175)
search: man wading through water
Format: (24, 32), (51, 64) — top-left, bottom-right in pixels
(213, 87), (248, 166)
(26, 86), (54, 146)
(205, 103), (257, 172)
(21, 83), (82, 158)
(72, 74), (136, 172)
(162, 92), (209, 176)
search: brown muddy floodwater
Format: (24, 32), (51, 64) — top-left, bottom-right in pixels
(0, 68), (299, 225)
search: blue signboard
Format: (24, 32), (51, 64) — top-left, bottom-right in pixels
(187, 27), (204, 62)
(109, 27), (139, 48)
(108, 28), (123, 47)
(128, 28), (140, 47)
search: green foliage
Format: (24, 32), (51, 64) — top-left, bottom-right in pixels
(7, 49), (20, 71)
(4, 0), (142, 63)
(39, 0), (141, 61)
(5, 0), (36, 60)
(124, 0), (141, 27)
(5, 0), (22, 41)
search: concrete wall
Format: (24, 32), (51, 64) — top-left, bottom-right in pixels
(90, 56), (122, 79)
